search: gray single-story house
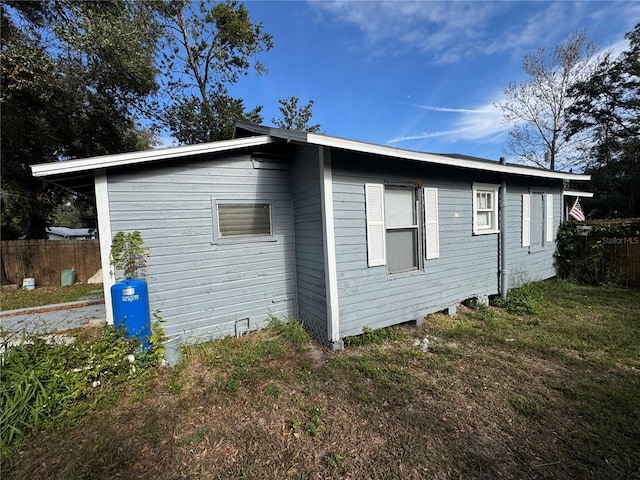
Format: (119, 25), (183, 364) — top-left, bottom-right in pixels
(32, 124), (590, 348)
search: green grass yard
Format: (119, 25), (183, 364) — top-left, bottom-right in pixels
(2, 280), (639, 479)
(0, 283), (104, 311)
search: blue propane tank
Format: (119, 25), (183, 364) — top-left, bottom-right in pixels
(111, 279), (151, 351)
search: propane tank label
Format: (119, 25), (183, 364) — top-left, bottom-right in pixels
(121, 287), (139, 302)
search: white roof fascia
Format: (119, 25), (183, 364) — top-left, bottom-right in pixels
(306, 133), (590, 182)
(32, 135), (274, 177)
(562, 190), (594, 198)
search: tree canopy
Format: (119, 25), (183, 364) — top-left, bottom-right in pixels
(0, 0), (321, 239)
(154, 0), (273, 143)
(496, 32), (604, 171)
(566, 24), (640, 217)
(1, 0), (160, 239)
(271, 96), (321, 133)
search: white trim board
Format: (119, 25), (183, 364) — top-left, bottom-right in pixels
(94, 171), (114, 325)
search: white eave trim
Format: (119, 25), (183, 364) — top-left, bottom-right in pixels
(31, 136), (274, 177)
(306, 133), (590, 182)
(562, 190), (594, 198)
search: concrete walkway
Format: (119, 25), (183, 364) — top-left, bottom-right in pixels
(0, 299), (107, 335)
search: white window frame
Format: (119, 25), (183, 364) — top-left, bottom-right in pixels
(366, 183), (440, 273)
(472, 183), (500, 235)
(211, 198), (275, 244)
(385, 186), (421, 274)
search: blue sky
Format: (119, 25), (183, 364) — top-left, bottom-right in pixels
(191, 1), (638, 162)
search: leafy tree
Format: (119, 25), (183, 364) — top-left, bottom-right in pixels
(566, 24), (640, 217)
(271, 96), (321, 132)
(0, 1), (160, 239)
(496, 32), (605, 171)
(155, 0), (273, 143)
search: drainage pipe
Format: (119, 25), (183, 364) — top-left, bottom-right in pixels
(499, 157), (508, 299)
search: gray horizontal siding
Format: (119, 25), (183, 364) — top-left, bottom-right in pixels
(505, 181), (563, 287)
(107, 153), (296, 342)
(291, 145), (328, 342)
(331, 152), (501, 338)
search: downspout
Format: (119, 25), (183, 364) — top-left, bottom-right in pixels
(499, 157), (508, 300)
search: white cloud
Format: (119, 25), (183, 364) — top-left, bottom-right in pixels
(310, 1), (635, 64)
(388, 99), (507, 145)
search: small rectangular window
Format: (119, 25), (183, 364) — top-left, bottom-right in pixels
(473, 183), (500, 235)
(212, 200), (273, 243)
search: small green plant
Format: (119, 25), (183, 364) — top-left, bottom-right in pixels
(326, 453), (344, 469)
(146, 310), (167, 366)
(305, 406), (324, 437)
(493, 282), (544, 315)
(267, 316), (310, 346)
(109, 231), (150, 280)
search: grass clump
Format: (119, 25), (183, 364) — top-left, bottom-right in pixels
(267, 317), (310, 346)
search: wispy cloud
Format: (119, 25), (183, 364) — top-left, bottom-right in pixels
(388, 100), (507, 145)
(311, 1), (635, 64)
(411, 105), (494, 114)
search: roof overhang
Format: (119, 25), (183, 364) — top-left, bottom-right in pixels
(235, 123), (590, 182)
(562, 190), (594, 198)
(32, 135), (274, 178)
(32, 124), (591, 200)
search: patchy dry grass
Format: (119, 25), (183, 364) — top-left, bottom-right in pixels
(0, 284), (103, 311)
(2, 280), (639, 479)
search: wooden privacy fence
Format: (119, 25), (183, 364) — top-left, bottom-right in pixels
(1, 240), (101, 287)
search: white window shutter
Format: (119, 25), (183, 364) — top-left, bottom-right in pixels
(546, 193), (554, 243)
(424, 188), (440, 259)
(365, 183), (386, 267)
(522, 194), (531, 247)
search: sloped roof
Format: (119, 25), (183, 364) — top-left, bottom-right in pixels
(31, 124), (589, 197)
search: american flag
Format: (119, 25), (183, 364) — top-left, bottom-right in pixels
(569, 199), (585, 221)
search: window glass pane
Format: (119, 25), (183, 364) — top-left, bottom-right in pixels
(219, 204), (271, 238)
(385, 188), (415, 227)
(387, 229), (418, 273)
(477, 211), (491, 228)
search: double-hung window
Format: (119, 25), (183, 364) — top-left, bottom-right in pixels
(385, 187), (419, 274)
(365, 184), (440, 274)
(473, 183), (500, 235)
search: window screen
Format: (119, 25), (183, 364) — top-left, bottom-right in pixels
(218, 204), (271, 238)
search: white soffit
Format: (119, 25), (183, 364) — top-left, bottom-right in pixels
(31, 136), (274, 177)
(562, 190), (594, 198)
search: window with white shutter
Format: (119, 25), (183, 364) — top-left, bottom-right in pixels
(546, 194), (554, 243)
(365, 184), (386, 267)
(424, 188), (440, 259)
(522, 194), (531, 247)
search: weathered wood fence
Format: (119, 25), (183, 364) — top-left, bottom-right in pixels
(1, 240), (101, 287)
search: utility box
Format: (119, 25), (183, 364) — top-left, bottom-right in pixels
(111, 278), (151, 350)
(61, 269), (76, 286)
